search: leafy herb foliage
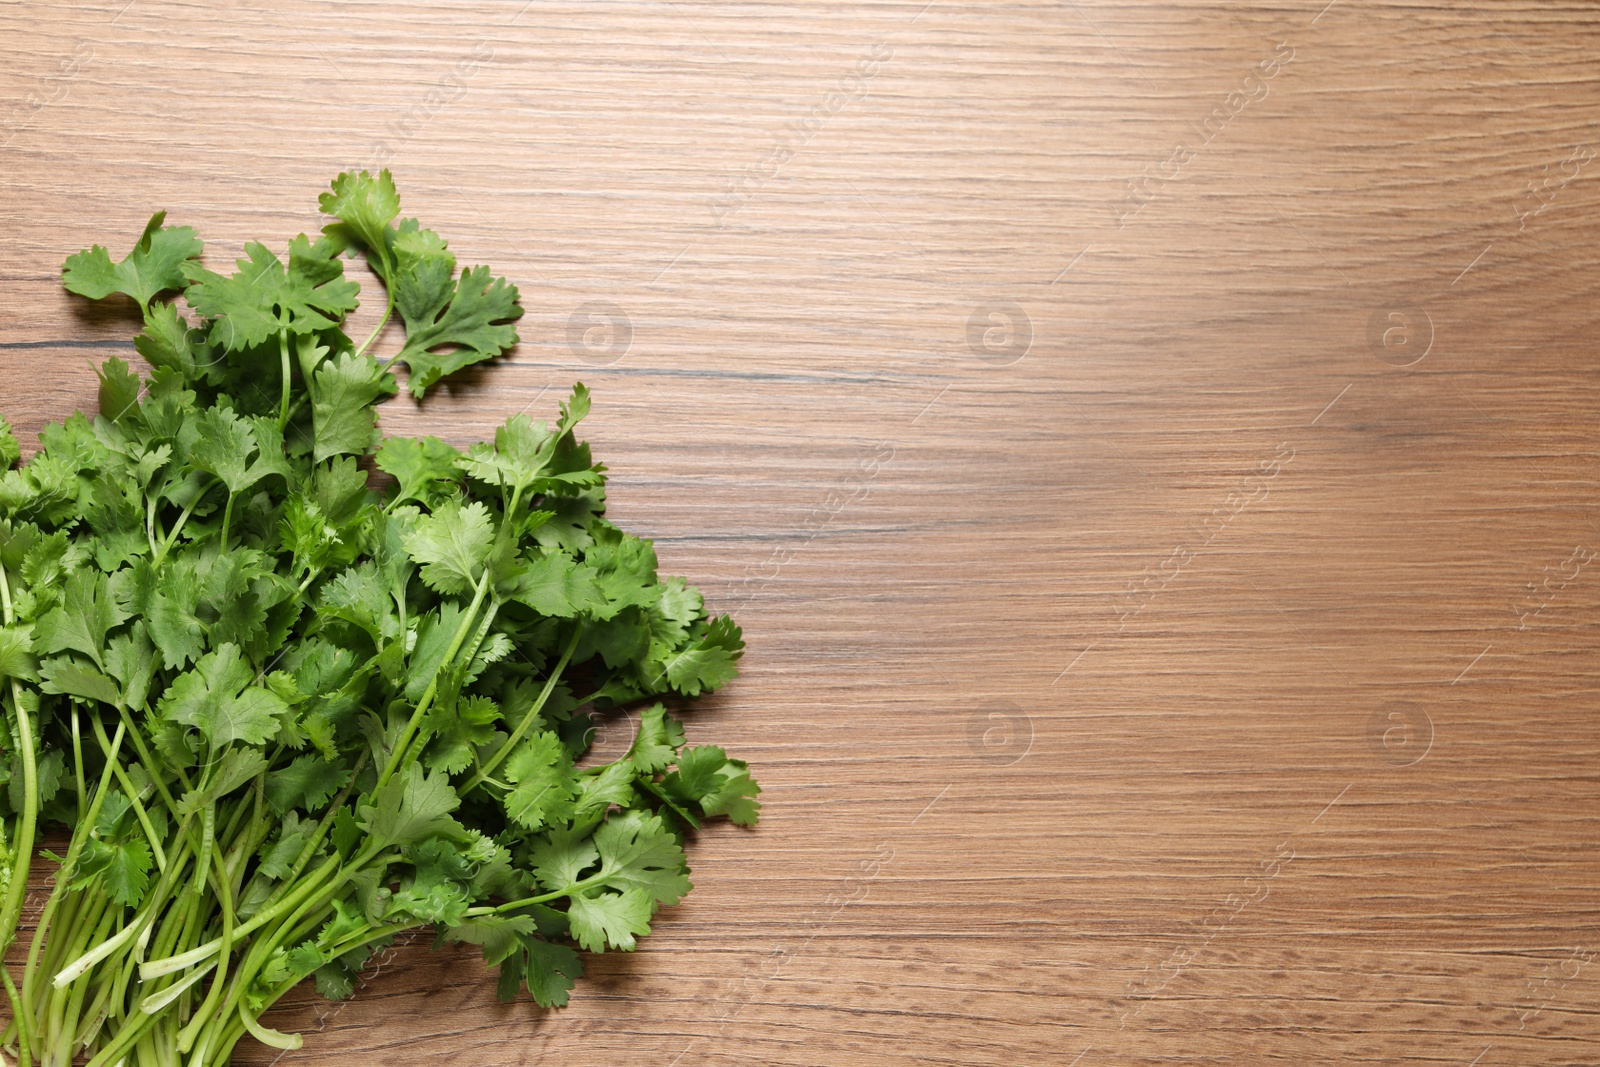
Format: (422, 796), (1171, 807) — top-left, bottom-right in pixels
(0, 172), (755, 1067)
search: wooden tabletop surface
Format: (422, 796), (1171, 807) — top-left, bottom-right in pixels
(5, 1), (1600, 1064)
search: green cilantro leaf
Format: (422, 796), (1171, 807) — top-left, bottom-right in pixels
(361, 762), (460, 847)
(392, 265), (522, 399)
(375, 436), (462, 508)
(62, 211), (203, 308)
(501, 731), (577, 832)
(505, 552), (607, 619)
(405, 500), (495, 595)
(591, 810), (691, 906)
(32, 569), (127, 669)
(658, 615), (745, 697)
(566, 887), (654, 952)
(424, 694), (500, 776)
(312, 353), (394, 462)
(318, 169), (401, 265)
(184, 237), (360, 352)
(626, 703), (684, 775)
(158, 643), (288, 747)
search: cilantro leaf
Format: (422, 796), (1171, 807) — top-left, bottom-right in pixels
(505, 552), (606, 619)
(392, 265), (522, 399)
(529, 827), (599, 892)
(375, 435), (462, 508)
(318, 170), (400, 264)
(184, 237), (360, 352)
(134, 302), (212, 382)
(458, 920), (583, 1008)
(96, 357), (142, 423)
(158, 643), (287, 747)
(32, 570), (127, 669)
(62, 211), (203, 308)
(312, 353), (394, 462)
(361, 763), (460, 847)
(405, 500), (494, 595)
(626, 703), (684, 775)
(424, 694), (500, 776)
(658, 615), (745, 697)
(566, 888), (654, 952)
(521, 938), (584, 1007)
(592, 810), (691, 906)
(501, 731), (577, 832)
(38, 657), (122, 706)
(183, 409), (291, 496)
(0, 623), (38, 683)
(391, 224), (455, 321)
(267, 754), (349, 815)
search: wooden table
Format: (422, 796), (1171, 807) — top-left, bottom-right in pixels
(4, 2), (1600, 1063)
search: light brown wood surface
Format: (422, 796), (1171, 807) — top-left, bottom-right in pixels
(4, 1), (1600, 1063)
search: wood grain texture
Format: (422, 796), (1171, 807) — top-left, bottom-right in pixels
(4, 0), (1600, 1063)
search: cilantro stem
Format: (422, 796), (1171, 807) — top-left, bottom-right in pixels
(277, 329), (293, 430)
(461, 622), (584, 797)
(468, 869), (611, 915)
(218, 491), (236, 554)
(69, 705), (85, 826)
(358, 291), (395, 362)
(145, 493), (161, 557)
(86, 711), (167, 872)
(138, 854), (341, 979)
(0, 968), (29, 1067)
(114, 700), (187, 810)
(51, 810), (195, 990)
(0, 567), (39, 1067)
(375, 567), (494, 793)
(153, 480), (215, 564)
(175, 844), (233, 1055)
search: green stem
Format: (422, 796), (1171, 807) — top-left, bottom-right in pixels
(477, 877), (602, 914)
(358, 291), (396, 362)
(375, 568), (494, 793)
(70, 705), (86, 822)
(277, 329), (293, 430)
(217, 492), (236, 555)
(461, 623), (584, 796)
(0, 566), (39, 1064)
(116, 701), (188, 811)
(1, 968), (30, 1067)
(153, 480), (215, 565)
(175, 845), (234, 1055)
(139, 854), (341, 980)
(87, 711), (166, 871)
(145, 493), (161, 557)
(50, 811), (194, 990)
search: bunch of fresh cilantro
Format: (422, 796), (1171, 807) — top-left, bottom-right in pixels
(0, 171), (757, 1067)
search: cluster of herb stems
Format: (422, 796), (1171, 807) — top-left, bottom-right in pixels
(0, 325), (585, 1067)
